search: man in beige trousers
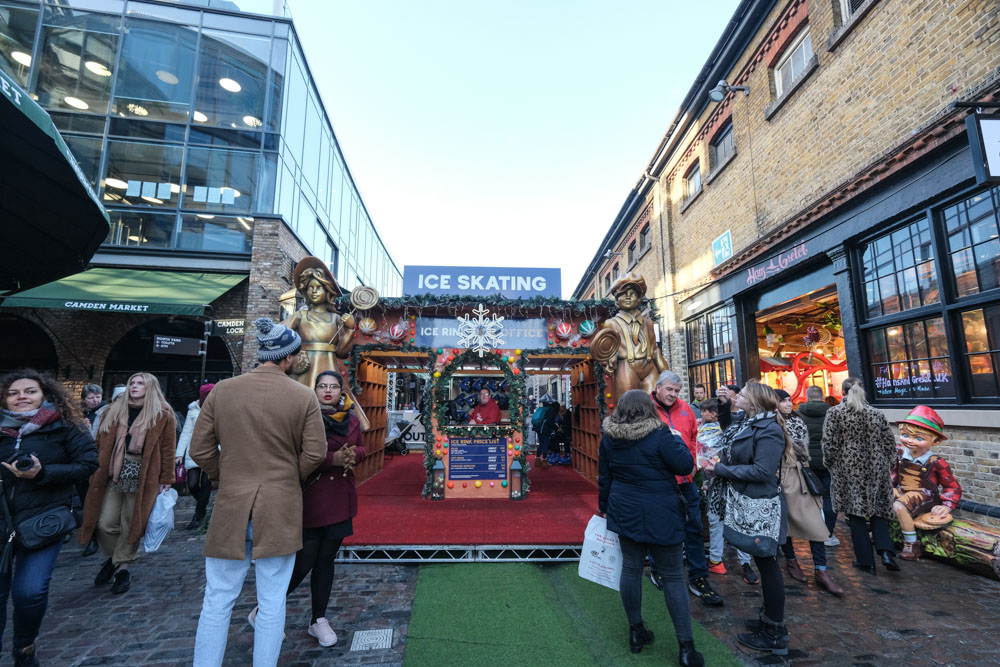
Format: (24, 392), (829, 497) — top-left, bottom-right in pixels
(191, 317), (327, 666)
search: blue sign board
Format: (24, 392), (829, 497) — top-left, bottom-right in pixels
(448, 437), (509, 480)
(712, 230), (734, 267)
(403, 266), (561, 298)
(415, 317), (547, 349)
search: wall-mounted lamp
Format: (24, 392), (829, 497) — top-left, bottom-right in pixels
(709, 79), (750, 102)
(603, 249), (623, 260)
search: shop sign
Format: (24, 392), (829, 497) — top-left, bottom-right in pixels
(403, 266), (560, 298)
(965, 114), (1000, 185)
(211, 318), (245, 336)
(153, 335), (201, 356)
(447, 436), (508, 480)
(745, 242), (809, 286)
(387, 410), (425, 443)
(62, 301), (150, 312)
(712, 230), (734, 266)
(874, 363), (954, 398)
(415, 317), (547, 349)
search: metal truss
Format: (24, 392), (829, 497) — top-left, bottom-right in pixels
(337, 544), (582, 563)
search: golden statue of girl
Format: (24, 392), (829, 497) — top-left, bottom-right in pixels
(282, 257), (370, 431)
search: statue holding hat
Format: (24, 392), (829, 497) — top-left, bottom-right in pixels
(590, 272), (668, 397)
(891, 405), (962, 561)
(282, 256), (370, 431)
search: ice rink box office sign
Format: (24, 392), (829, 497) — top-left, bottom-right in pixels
(403, 266), (561, 299)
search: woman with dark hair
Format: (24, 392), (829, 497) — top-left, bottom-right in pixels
(175, 384), (215, 529)
(264, 370), (363, 648)
(711, 382), (790, 655)
(78, 384), (105, 557)
(79, 372), (176, 595)
(822, 377), (898, 574)
(598, 389), (703, 666)
(0, 369), (98, 666)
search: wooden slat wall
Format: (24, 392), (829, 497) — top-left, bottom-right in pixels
(355, 358), (387, 485)
(570, 359), (601, 486)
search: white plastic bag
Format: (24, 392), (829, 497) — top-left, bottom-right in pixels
(143, 488), (178, 553)
(578, 514), (622, 591)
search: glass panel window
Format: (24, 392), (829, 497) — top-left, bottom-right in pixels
(687, 304), (735, 395)
(685, 162), (701, 200)
(943, 187), (1000, 297)
(960, 305), (1000, 397)
(0, 1), (41, 88)
(266, 37), (287, 133)
(869, 317), (954, 400)
(774, 30), (812, 97)
(112, 19), (197, 122)
(612, 263), (619, 281)
(193, 29), (269, 130)
(628, 241), (636, 266)
(104, 209), (175, 248)
(861, 218), (938, 319)
(711, 122), (735, 168)
(280, 50), (307, 163)
(36, 10), (121, 114)
(640, 224), (650, 252)
(177, 213), (252, 253)
(64, 134), (103, 190)
(183, 147), (258, 214)
(687, 318), (709, 362)
(103, 139), (183, 207)
(604, 275), (610, 293)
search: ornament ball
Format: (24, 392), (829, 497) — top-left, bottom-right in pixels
(447, 481), (454, 488)
(501, 480), (508, 488)
(462, 482), (468, 488)
(475, 481), (482, 488)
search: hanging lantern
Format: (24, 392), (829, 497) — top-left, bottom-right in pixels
(431, 459), (446, 500)
(509, 460), (523, 500)
(358, 317), (377, 335)
(555, 322), (573, 340)
(578, 320), (596, 337)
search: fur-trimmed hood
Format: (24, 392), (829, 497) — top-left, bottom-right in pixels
(602, 417), (663, 445)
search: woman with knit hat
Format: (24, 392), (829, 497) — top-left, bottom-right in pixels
(176, 383), (216, 529)
(890, 406), (961, 561)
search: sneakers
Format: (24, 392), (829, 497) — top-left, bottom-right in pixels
(707, 560), (727, 575)
(741, 562), (759, 585)
(824, 535), (841, 547)
(247, 606), (287, 639)
(308, 618), (338, 647)
(688, 576), (724, 606)
(648, 569), (663, 590)
(899, 541), (921, 561)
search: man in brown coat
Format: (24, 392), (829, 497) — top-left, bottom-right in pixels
(191, 318), (326, 667)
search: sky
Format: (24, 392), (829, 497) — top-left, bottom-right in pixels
(290, 1), (742, 297)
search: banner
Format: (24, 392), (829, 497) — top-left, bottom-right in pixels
(403, 266), (561, 298)
(415, 317), (547, 349)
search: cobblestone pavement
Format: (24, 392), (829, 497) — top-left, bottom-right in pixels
(4, 497), (999, 666)
(689, 522), (1000, 666)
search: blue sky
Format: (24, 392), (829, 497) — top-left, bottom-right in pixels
(291, 1), (742, 296)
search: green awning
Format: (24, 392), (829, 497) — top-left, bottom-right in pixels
(1, 268), (246, 316)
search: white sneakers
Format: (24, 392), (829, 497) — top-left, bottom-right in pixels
(824, 535), (841, 547)
(308, 617), (338, 647)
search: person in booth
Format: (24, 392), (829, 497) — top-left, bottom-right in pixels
(468, 388), (500, 426)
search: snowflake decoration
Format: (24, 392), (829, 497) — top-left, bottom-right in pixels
(456, 303), (505, 357)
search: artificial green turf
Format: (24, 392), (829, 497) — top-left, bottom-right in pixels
(403, 563), (740, 666)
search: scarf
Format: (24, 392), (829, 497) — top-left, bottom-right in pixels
(708, 410), (777, 517)
(0, 401), (60, 440)
(110, 405), (149, 482)
(321, 396), (354, 436)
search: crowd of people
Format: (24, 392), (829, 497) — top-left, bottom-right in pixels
(596, 370), (945, 664)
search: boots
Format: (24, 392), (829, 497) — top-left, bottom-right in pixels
(187, 513), (205, 530)
(815, 569), (844, 596)
(737, 613), (789, 655)
(13, 644), (39, 667)
(742, 609), (790, 641)
(785, 558), (807, 582)
(678, 640), (704, 666)
(628, 621), (654, 654)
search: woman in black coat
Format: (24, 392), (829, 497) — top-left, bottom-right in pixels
(0, 370), (98, 666)
(598, 390), (702, 666)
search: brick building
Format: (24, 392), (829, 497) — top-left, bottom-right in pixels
(0, 0), (400, 409)
(574, 0), (1000, 525)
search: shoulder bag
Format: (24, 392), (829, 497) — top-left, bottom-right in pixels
(800, 465), (824, 496)
(0, 481), (77, 553)
(720, 426), (783, 558)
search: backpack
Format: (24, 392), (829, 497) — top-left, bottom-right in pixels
(531, 406), (547, 431)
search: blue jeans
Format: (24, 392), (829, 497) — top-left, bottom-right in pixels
(537, 432), (552, 459)
(0, 540), (63, 651)
(193, 522), (296, 667)
(813, 468), (836, 536)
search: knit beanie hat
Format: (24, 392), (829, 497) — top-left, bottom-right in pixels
(774, 389), (791, 401)
(254, 317), (301, 362)
(198, 383), (215, 407)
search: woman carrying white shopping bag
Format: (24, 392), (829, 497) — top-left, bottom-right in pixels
(598, 390), (703, 666)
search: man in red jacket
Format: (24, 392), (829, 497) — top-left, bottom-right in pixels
(468, 389), (500, 425)
(650, 370), (724, 607)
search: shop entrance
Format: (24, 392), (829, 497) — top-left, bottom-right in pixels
(755, 284), (848, 403)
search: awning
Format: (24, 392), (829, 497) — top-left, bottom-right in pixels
(1, 69), (110, 292)
(1, 268), (246, 316)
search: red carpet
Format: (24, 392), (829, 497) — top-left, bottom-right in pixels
(344, 454), (598, 545)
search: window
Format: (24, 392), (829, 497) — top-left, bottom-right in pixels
(604, 274), (611, 293)
(839, 0), (869, 23)
(684, 162), (701, 200)
(0, 1), (41, 89)
(183, 147), (258, 214)
(612, 263), (620, 282)
(628, 241), (637, 266)
(868, 318), (954, 400)
(960, 305), (1000, 397)
(686, 304), (735, 394)
(861, 218), (938, 319)
(105, 210), (175, 248)
(35, 9), (121, 115)
(178, 213), (252, 253)
(943, 187), (1000, 297)
(193, 29), (269, 130)
(112, 19), (197, 123)
(640, 224), (650, 252)
(103, 140), (184, 208)
(711, 122), (735, 169)
(64, 135), (104, 190)
(774, 30), (813, 97)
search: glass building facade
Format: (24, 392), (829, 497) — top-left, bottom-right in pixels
(0, 0), (401, 296)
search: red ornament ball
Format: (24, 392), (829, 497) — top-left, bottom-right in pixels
(512, 368), (520, 375)
(447, 481), (454, 488)
(462, 482), (468, 488)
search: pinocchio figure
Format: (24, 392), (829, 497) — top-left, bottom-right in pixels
(890, 406), (962, 561)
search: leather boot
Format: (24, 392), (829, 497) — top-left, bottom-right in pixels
(737, 614), (789, 655)
(629, 621), (654, 654)
(899, 541), (921, 561)
(13, 644), (39, 667)
(678, 640), (704, 666)
(815, 569), (844, 596)
(743, 610), (790, 641)
(785, 558), (807, 583)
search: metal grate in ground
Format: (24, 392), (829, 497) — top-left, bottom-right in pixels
(349, 628), (393, 651)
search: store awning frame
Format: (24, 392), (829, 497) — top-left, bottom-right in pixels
(1, 268), (247, 317)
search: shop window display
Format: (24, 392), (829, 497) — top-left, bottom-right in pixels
(960, 305), (1000, 397)
(868, 317), (954, 400)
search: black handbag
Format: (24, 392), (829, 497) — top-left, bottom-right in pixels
(800, 466), (825, 496)
(0, 482), (77, 552)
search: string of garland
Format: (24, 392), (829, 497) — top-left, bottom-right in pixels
(336, 293), (613, 312)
